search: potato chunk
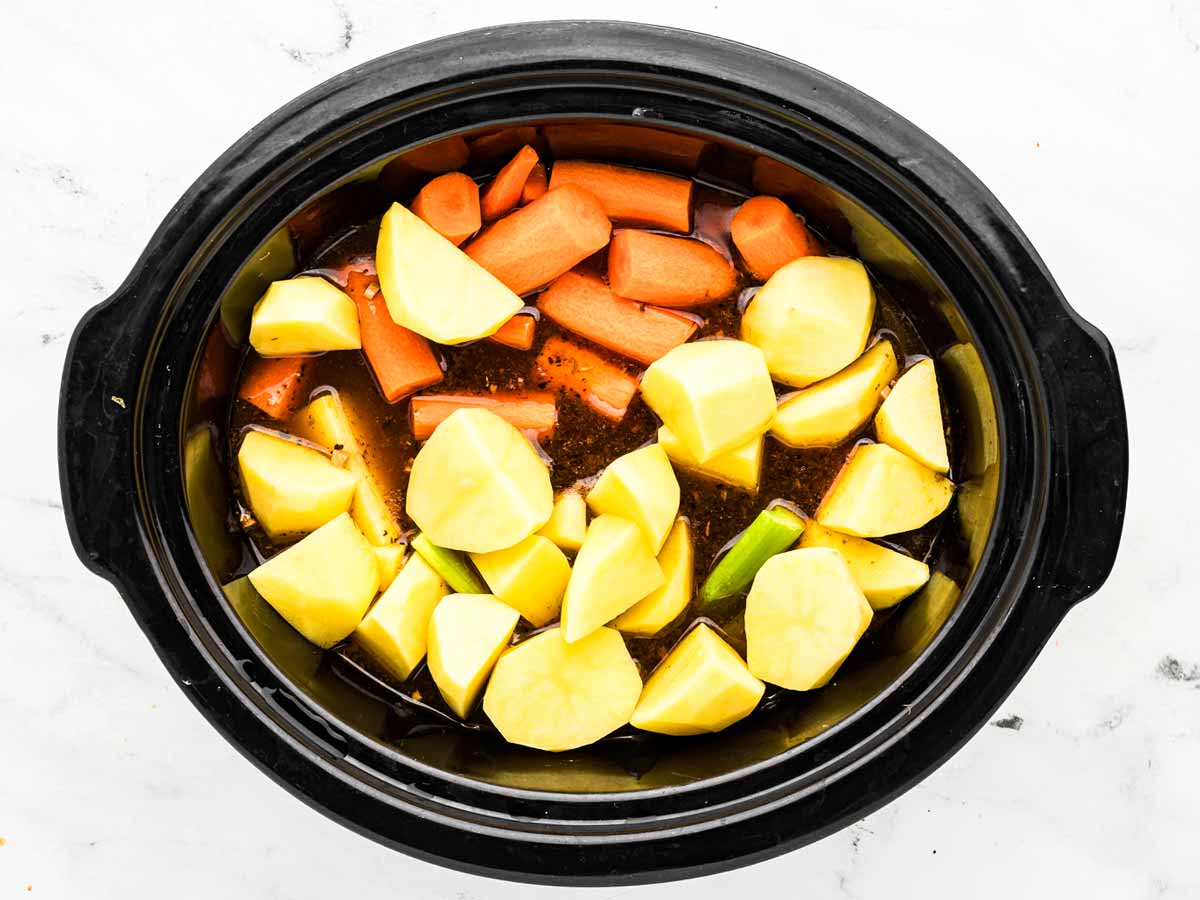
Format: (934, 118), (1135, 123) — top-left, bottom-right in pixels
(771, 340), (898, 447)
(875, 358), (950, 473)
(406, 408), (553, 553)
(471, 535), (572, 627)
(248, 512), (379, 648)
(586, 444), (680, 553)
(816, 442), (954, 537)
(483, 627), (641, 751)
(613, 518), (693, 636)
(631, 623), (764, 735)
(745, 547), (872, 690)
(560, 514), (664, 643)
(640, 340), (776, 464)
(740, 257), (875, 387)
(237, 430), (359, 539)
(377, 201), (522, 345)
(426, 593), (519, 718)
(248, 276), (361, 356)
(354, 553), (447, 679)
(537, 490), (587, 552)
(798, 520), (929, 609)
(657, 426), (763, 492)
(371, 544), (406, 591)
(295, 392), (401, 546)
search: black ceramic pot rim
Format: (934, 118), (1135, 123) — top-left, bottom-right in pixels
(59, 21), (1127, 884)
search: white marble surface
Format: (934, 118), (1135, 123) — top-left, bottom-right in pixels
(1, 0), (1194, 896)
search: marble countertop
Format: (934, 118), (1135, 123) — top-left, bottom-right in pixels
(3, 0), (1192, 896)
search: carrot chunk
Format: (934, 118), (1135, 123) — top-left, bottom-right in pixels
(466, 184), (612, 296)
(533, 336), (639, 420)
(468, 126), (540, 165)
(607, 230), (737, 307)
(238, 355), (307, 419)
(378, 136), (471, 196)
(521, 163), (548, 205)
(549, 161), (692, 233)
(410, 391), (558, 441)
(488, 314), (537, 350)
(346, 270), (443, 403)
(730, 195), (818, 280)
(410, 172), (481, 246)
(481, 145), (541, 222)
(543, 123), (708, 171)
(538, 271), (697, 365)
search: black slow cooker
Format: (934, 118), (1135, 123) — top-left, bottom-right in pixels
(58, 22), (1128, 885)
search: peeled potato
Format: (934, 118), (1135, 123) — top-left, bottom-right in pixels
(371, 543), (406, 591)
(640, 340), (776, 464)
(406, 408), (553, 553)
(657, 426), (763, 492)
(471, 535), (572, 627)
(237, 430), (359, 539)
(377, 201), (523, 344)
(613, 518), (693, 636)
(560, 514), (664, 643)
(586, 444), (680, 553)
(816, 442), (954, 537)
(740, 257), (875, 387)
(354, 553), (448, 679)
(745, 547), (873, 690)
(483, 627), (641, 751)
(537, 490), (587, 552)
(426, 593), (519, 718)
(631, 623), (764, 735)
(772, 340), (898, 447)
(875, 358), (950, 473)
(249, 276), (361, 356)
(798, 520), (929, 609)
(248, 512), (379, 648)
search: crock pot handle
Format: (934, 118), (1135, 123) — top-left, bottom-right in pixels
(1037, 314), (1128, 608)
(58, 287), (145, 582)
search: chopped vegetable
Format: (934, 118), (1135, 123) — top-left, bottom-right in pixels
(355, 553), (448, 679)
(471, 535), (572, 627)
(537, 490), (588, 552)
(248, 512), (379, 648)
(657, 426), (763, 492)
(427, 593), (519, 718)
(410, 172), (481, 246)
(483, 627), (642, 751)
(729, 195), (818, 280)
(520, 163), (547, 204)
(468, 126), (539, 165)
(816, 443), (954, 537)
(487, 313), (537, 350)
(612, 518), (693, 636)
(481, 145), (540, 221)
(409, 390), (557, 442)
(248, 276), (361, 356)
(875, 358), (950, 473)
(798, 521), (930, 609)
(534, 336), (639, 420)
(412, 533), (487, 594)
(608, 230), (737, 307)
(698, 505), (806, 608)
(744, 547), (872, 690)
(586, 444), (680, 554)
(371, 544), (406, 591)
(376, 202), (523, 345)
(237, 355), (306, 420)
(465, 184), (612, 296)
(630, 623), (764, 735)
(549, 161), (692, 233)
(537, 271), (698, 365)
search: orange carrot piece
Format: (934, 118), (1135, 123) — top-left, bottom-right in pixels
(396, 136), (470, 174)
(533, 336), (639, 420)
(346, 270), (444, 403)
(542, 123), (708, 171)
(238, 355), (308, 420)
(488, 314), (537, 350)
(468, 126), (540, 165)
(411, 172), (481, 246)
(607, 230), (737, 308)
(466, 184), (612, 296)
(521, 163), (548, 205)
(538, 271), (697, 365)
(730, 195), (818, 280)
(480, 145), (540, 222)
(549, 161), (692, 233)
(410, 391), (558, 442)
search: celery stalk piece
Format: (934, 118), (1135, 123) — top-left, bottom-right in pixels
(412, 533), (487, 594)
(699, 506), (806, 608)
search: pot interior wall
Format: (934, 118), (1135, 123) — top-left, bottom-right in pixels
(182, 119), (999, 792)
